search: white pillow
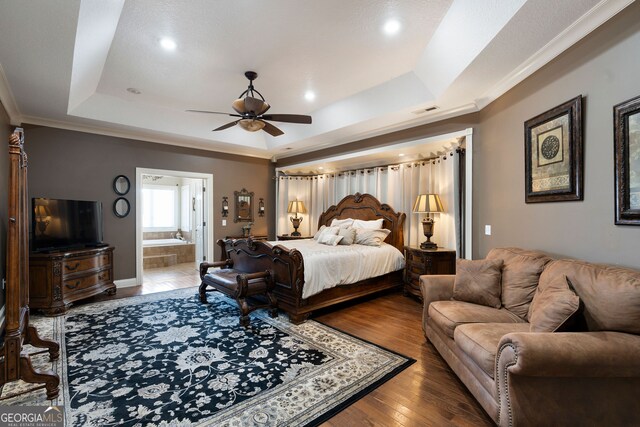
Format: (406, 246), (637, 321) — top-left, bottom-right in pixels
(352, 218), (384, 230)
(354, 228), (391, 246)
(330, 218), (354, 228)
(337, 227), (356, 245)
(318, 233), (344, 246)
(315, 225), (339, 241)
(313, 225), (327, 240)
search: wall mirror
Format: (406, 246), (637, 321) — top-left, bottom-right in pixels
(234, 188), (254, 223)
(113, 175), (131, 195)
(113, 197), (131, 218)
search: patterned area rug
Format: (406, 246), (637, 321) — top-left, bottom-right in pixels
(1, 288), (414, 426)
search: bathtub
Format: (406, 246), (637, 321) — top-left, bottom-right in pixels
(143, 238), (190, 247)
(143, 238), (195, 269)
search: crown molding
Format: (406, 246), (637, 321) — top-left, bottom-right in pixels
(476, 0), (634, 109)
(20, 115), (273, 160)
(0, 62), (23, 125)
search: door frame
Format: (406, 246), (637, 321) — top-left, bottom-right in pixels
(136, 167), (214, 285)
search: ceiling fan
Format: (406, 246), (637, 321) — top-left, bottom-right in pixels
(187, 71), (312, 137)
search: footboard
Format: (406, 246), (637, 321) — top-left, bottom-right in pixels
(218, 239), (306, 320)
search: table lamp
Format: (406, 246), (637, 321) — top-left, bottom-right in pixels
(287, 200), (307, 236)
(413, 194), (444, 249)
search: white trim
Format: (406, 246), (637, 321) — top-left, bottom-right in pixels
(477, 0), (634, 109)
(114, 278), (137, 288)
(0, 62), (23, 125)
(272, 103), (479, 161)
(136, 168), (214, 286)
(464, 128), (473, 260)
(20, 115), (272, 159)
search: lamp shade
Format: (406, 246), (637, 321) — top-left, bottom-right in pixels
(413, 194), (444, 213)
(287, 200), (307, 214)
(34, 205), (51, 218)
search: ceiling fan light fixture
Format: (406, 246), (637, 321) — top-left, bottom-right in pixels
(238, 119), (266, 132)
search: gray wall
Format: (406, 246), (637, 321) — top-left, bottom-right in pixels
(26, 126), (275, 280)
(474, 1), (640, 267)
(0, 102), (11, 310)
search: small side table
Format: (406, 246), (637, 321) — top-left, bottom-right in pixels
(404, 246), (456, 300)
(277, 235), (310, 241)
(225, 235), (268, 241)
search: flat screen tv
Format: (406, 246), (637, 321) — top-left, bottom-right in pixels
(31, 198), (104, 252)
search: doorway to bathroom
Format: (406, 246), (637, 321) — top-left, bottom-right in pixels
(136, 168), (214, 292)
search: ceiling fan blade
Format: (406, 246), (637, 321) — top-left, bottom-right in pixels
(213, 120), (240, 131)
(244, 96), (268, 115)
(261, 121), (284, 137)
(261, 114), (312, 124)
(187, 109), (242, 118)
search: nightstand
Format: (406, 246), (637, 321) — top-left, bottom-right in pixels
(404, 246), (456, 300)
(277, 235), (310, 241)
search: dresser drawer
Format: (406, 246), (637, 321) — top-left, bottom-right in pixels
(63, 252), (111, 274)
(63, 269), (111, 292)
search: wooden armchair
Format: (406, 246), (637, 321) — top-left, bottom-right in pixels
(199, 260), (277, 326)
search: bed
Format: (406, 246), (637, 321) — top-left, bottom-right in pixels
(215, 193), (406, 323)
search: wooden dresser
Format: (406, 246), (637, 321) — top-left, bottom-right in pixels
(404, 246), (456, 300)
(29, 246), (116, 316)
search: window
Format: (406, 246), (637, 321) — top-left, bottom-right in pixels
(142, 185), (179, 231)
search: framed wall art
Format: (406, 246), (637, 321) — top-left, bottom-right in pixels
(524, 95), (583, 203)
(614, 94), (640, 225)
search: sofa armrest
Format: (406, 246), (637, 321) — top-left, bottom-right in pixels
(496, 331), (640, 427)
(419, 275), (454, 335)
(497, 331), (640, 378)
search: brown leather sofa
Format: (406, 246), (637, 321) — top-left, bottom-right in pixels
(420, 247), (640, 427)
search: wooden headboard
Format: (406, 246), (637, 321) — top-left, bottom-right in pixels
(318, 193), (406, 252)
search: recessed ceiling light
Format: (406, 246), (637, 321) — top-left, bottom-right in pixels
(127, 87), (141, 94)
(159, 37), (177, 51)
(398, 153), (405, 157)
(304, 91), (316, 102)
(318, 166), (324, 170)
(383, 19), (401, 35)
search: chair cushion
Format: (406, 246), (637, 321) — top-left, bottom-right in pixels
(453, 258), (503, 308)
(487, 247), (553, 320)
(539, 259), (640, 334)
(454, 323), (531, 379)
(203, 269), (268, 294)
(528, 274), (581, 332)
(428, 301), (525, 339)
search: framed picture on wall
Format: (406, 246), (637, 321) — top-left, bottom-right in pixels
(614, 94), (640, 225)
(524, 95), (583, 203)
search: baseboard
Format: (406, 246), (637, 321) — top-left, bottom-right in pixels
(114, 278), (138, 288)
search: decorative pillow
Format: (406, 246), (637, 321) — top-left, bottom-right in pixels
(330, 218), (354, 228)
(529, 275), (580, 332)
(453, 259), (503, 308)
(314, 225), (339, 241)
(337, 227), (356, 245)
(313, 225), (327, 240)
(352, 218), (384, 230)
(354, 228), (390, 246)
(318, 233), (343, 246)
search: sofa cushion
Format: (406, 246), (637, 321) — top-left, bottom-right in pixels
(454, 323), (531, 379)
(529, 274), (581, 332)
(539, 260), (640, 334)
(486, 247), (553, 320)
(453, 258), (503, 308)
(428, 301), (525, 339)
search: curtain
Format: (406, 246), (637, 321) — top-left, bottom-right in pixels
(276, 149), (461, 254)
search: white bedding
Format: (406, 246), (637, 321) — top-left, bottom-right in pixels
(269, 239), (405, 299)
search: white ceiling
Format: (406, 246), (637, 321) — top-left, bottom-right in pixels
(0, 0), (633, 159)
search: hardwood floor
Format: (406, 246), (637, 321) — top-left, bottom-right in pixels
(316, 293), (494, 427)
(80, 266), (493, 426)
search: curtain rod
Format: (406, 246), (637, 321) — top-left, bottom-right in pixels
(279, 146), (465, 178)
